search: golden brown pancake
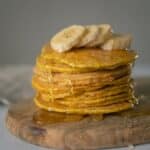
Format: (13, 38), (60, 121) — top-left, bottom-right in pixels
(40, 92), (135, 107)
(34, 65), (131, 86)
(32, 75), (130, 94)
(33, 66), (131, 99)
(36, 56), (97, 73)
(40, 83), (133, 100)
(32, 75), (131, 96)
(34, 95), (133, 114)
(41, 43), (137, 69)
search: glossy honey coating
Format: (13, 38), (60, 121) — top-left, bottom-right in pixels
(34, 96), (133, 115)
(33, 110), (103, 125)
(36, 56), (97, 73)
(40, 83), (133, 102)
(32, 75), (131, 97)
(32, 43), (137, 115)
(39, 93), (135, 108)
(34, 64), (131, 85)
(41, 43), (137, 69)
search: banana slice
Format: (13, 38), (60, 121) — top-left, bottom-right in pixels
(77, 25), (99, 47)
(50, 25), (85, 52)
(101, 33), (132, 50)
(88, 24), (112, 47)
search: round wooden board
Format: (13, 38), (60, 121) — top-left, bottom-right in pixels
(6, 98), (150, 150)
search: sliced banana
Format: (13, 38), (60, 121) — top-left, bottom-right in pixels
(77, 25), (99, 47)
(101, 33), (132, 50)
(50, 25), (85, 52)
(87, 24), (112, 47)
(50, 24), (133, 52)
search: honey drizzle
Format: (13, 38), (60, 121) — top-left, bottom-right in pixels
(64, 77), (74, 95)
(33, 109), (103, 125)
(126, 79), (137, 105)
(44, 60), (54, 102)
(41, 55), (75, 99)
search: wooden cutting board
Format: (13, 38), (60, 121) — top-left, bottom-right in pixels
(6, 77), (150, 150)
(6, 97), (150, 150)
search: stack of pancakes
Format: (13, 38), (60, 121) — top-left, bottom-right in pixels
(32, 43), (137, 115)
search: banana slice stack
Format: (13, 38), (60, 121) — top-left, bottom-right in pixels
(50, 24), (132, 52)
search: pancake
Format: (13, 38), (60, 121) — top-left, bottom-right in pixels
(41, 43), (137, 69)
(34, 95), (133, 115)
(40, 83), (133, 100)
(36, 56), (97, 73)
(44, 98), (134, 108)
(40, 92), (135, 107)
(32, 75), (131, 97)
(39, 93), (136, 109)
(33, 69), (131, 97)
(34, 65), (131, 87)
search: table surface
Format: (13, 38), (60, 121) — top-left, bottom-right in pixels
(0, 65), (150, 150)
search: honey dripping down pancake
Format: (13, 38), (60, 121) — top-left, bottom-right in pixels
(40, 92), (135, 107)
(32, 24), (138, 117)
(39, 83), (133, 100)
(34, 65), (131, 85)
(34, 95), (133, 115)
(41, 43), (137, 70)
(32, 75), (131, 96)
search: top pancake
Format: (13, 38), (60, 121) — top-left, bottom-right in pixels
(41, 43), (137, 70)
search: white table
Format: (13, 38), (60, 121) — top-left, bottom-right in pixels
(0, 65), (150, 150)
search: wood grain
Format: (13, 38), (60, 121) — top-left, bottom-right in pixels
(6, 97), (150, 150)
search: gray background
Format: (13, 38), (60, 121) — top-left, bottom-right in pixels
(0, 1), (150, 150)
(0, 0), (150, 68)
